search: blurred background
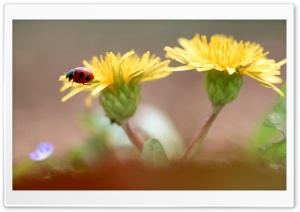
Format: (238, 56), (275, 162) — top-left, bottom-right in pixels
(13, 20), (286, 164)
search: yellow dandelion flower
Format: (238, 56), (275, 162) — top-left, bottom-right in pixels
(164, 34), (286, 97)
(59, 50), (171, 120)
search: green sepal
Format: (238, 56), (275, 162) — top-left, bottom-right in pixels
(100, 83), (142, 122)
(204, 69), (243, 106)
(119, 91), (129, 106)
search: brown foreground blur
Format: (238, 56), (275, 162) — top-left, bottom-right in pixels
(14, 157), (285, 190)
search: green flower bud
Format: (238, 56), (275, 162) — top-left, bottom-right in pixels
(99, 83), (142, 122)
(204, 69), (243, 106)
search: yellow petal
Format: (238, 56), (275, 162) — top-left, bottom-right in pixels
(244, 73), (284, 96)
(121, 50), (135, 62)
(259, 72), (283, 84)
(196, 67), (211, 72)
(59, 75), (66, 81)
(276, 59), (287, 66)
(188, 62), (203, 67)
(91, 83), (110, 96)
(170, 65), (196, 72)
(139, 51), (151, 68)
(140, 71), (171, 82)
(144, 60), (170, 74)
(85, 94), (94, 106)
(226, 66), (236, 75)
(61, 87), (85, 102)
(60, 82), (72, 92)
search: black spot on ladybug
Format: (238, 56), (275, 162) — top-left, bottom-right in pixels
(86, 76), (92, 82)
(79, 72), (84, 78)
(76, 79), (81, 82)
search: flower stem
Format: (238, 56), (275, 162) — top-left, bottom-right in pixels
(120, 121), (144, 152)
(178, 104), (223, 166)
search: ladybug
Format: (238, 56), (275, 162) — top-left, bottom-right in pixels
(66, 67), (94, 86)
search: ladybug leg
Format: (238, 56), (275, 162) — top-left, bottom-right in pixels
(69, 81), (74, 88)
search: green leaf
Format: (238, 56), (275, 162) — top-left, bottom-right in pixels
(260, 138), (286, 165)
(248, 85), (287, 169)
(250, 125), (282, 148)
(263, 84), (286, 136)
(142, 138), (170, 168)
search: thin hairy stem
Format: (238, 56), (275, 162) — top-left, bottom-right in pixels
(178, 104), (223, 166)
(120, 121), (144, 152)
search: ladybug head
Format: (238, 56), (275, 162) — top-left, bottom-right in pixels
(66, 69), (74, 82)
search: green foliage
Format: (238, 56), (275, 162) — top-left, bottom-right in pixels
(142, 138), (170, 168)
(249, 84), (286, 169)
(261, 138), (286, 165)
(13, 161), (37, 179)
(70, 110), (110, 162)
(263, 84), (286, 137)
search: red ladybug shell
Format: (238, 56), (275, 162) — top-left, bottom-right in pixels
(66, 67), (94, 84)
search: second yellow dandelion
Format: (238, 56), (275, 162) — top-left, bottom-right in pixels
(165, 34), (286, 106)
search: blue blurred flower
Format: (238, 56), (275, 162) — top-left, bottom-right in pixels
(29, 142), (54, 161)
